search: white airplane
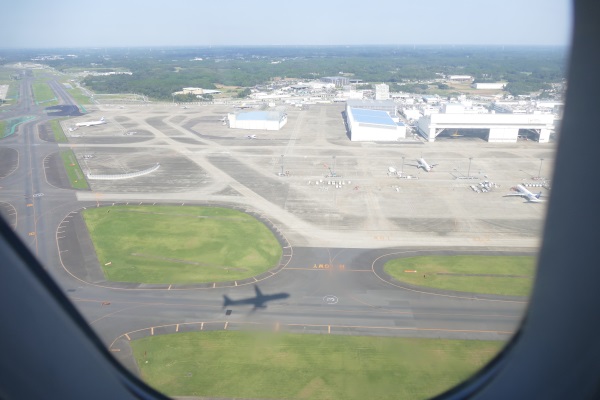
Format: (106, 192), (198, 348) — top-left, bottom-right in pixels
(235, 103), (253, 109)
(416, 158), (438, 172)
(504, 184), (544, 203)
(75, 117), (106, 127)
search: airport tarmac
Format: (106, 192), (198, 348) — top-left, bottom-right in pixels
(0, 73), (550, 379)
(63, 101), (553, 249)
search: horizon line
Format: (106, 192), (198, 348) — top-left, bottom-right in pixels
(0, 43), (570, 51)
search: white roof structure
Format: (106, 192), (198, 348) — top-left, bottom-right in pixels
(346, 106), (406, 142)
(227, 111), (288, 131)
(417, 112), (556, 143)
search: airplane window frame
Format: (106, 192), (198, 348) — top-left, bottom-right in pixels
(2, 1), (600, 399)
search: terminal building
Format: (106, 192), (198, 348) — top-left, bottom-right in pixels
(227, 111), (287, 131)
(346, 106), (406, 142)
(417, 112), (556, 143)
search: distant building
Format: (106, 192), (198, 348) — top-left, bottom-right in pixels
(321, 76), (350, 87)
(447, 75), (474, 82)
(374, 83), (390, 100)
(177, 87), (221, 95)
(422, 95), (441, 104)
(333, 90), (364, 102)
(346, 106), (406, 142)
(472, 82), (506, 90)
(402, 108), (422, 121)
(227, 111), (287, 131)
(442, 103), (465, 114)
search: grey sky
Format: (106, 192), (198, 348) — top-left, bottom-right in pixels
(2, 0), (572, 48)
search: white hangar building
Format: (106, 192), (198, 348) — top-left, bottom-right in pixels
(417, 112), (556, 143)
(346, 106), (406, 142)
(227, 111), (287, 131)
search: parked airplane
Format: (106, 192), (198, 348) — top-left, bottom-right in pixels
(504, 184), (544, 203)
(75, 117), (106, 127)
(223, 285), (289, 309)
(235, 103), (253, 109)
(416, 158), (438, 172)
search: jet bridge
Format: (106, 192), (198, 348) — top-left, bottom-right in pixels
(417, 113), (556, 143)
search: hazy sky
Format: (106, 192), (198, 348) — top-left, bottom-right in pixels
(3, 0), (572, 48)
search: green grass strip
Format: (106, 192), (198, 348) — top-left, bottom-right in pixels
(0, 121), (6, 138)
(32, 82), (57, 105)
(82, 205), (282, 284)
(50, 119), (68, 143)
(2, 116), (36, 138)
(65, 86), (92, 105)
(384, 255), (535, 296)
(6, 81), (19, 103)
(132, 331), (503, 400)
(59, 149), (89, 190)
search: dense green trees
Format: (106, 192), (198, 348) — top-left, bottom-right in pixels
(1, 46), (566, 100)
(237, 88), (251, 98)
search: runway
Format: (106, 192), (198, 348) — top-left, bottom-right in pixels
(0, 71), (539, 376)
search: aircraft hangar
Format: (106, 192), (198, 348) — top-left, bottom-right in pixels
(227, 111), (288, 131)
(346, 106), (406, 142)
(417, 112), (556, 143)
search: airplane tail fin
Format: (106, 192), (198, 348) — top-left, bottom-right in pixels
(100, 117), (105, 121)
(536, 192), (542, 199)
(223, 295), (232, 307)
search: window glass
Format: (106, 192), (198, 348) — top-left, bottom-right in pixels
(0, 1), (571, 398)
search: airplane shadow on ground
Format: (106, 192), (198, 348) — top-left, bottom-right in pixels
(222, 285), (290, 311)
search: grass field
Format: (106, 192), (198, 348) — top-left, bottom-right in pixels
(82, 205), (282, 283)
(0, 121), (6, 138)
(50, 119), (68, 142)
(65, 85), (92, 105)
(131, 331), (503, 400)
(59, 149), (89, 189)
(5, 81), (19, 104)
(384, 255), (535, 296)
(31, 82), (58, 106)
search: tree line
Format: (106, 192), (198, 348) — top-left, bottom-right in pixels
(1, 46), (567, 100)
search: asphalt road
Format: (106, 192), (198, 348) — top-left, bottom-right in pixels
(0, 71), (531, 376)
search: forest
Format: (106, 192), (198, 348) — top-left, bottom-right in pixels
(0, 46), (568, 100)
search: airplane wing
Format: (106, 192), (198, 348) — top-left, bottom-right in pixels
(504, 193), (544, 202)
